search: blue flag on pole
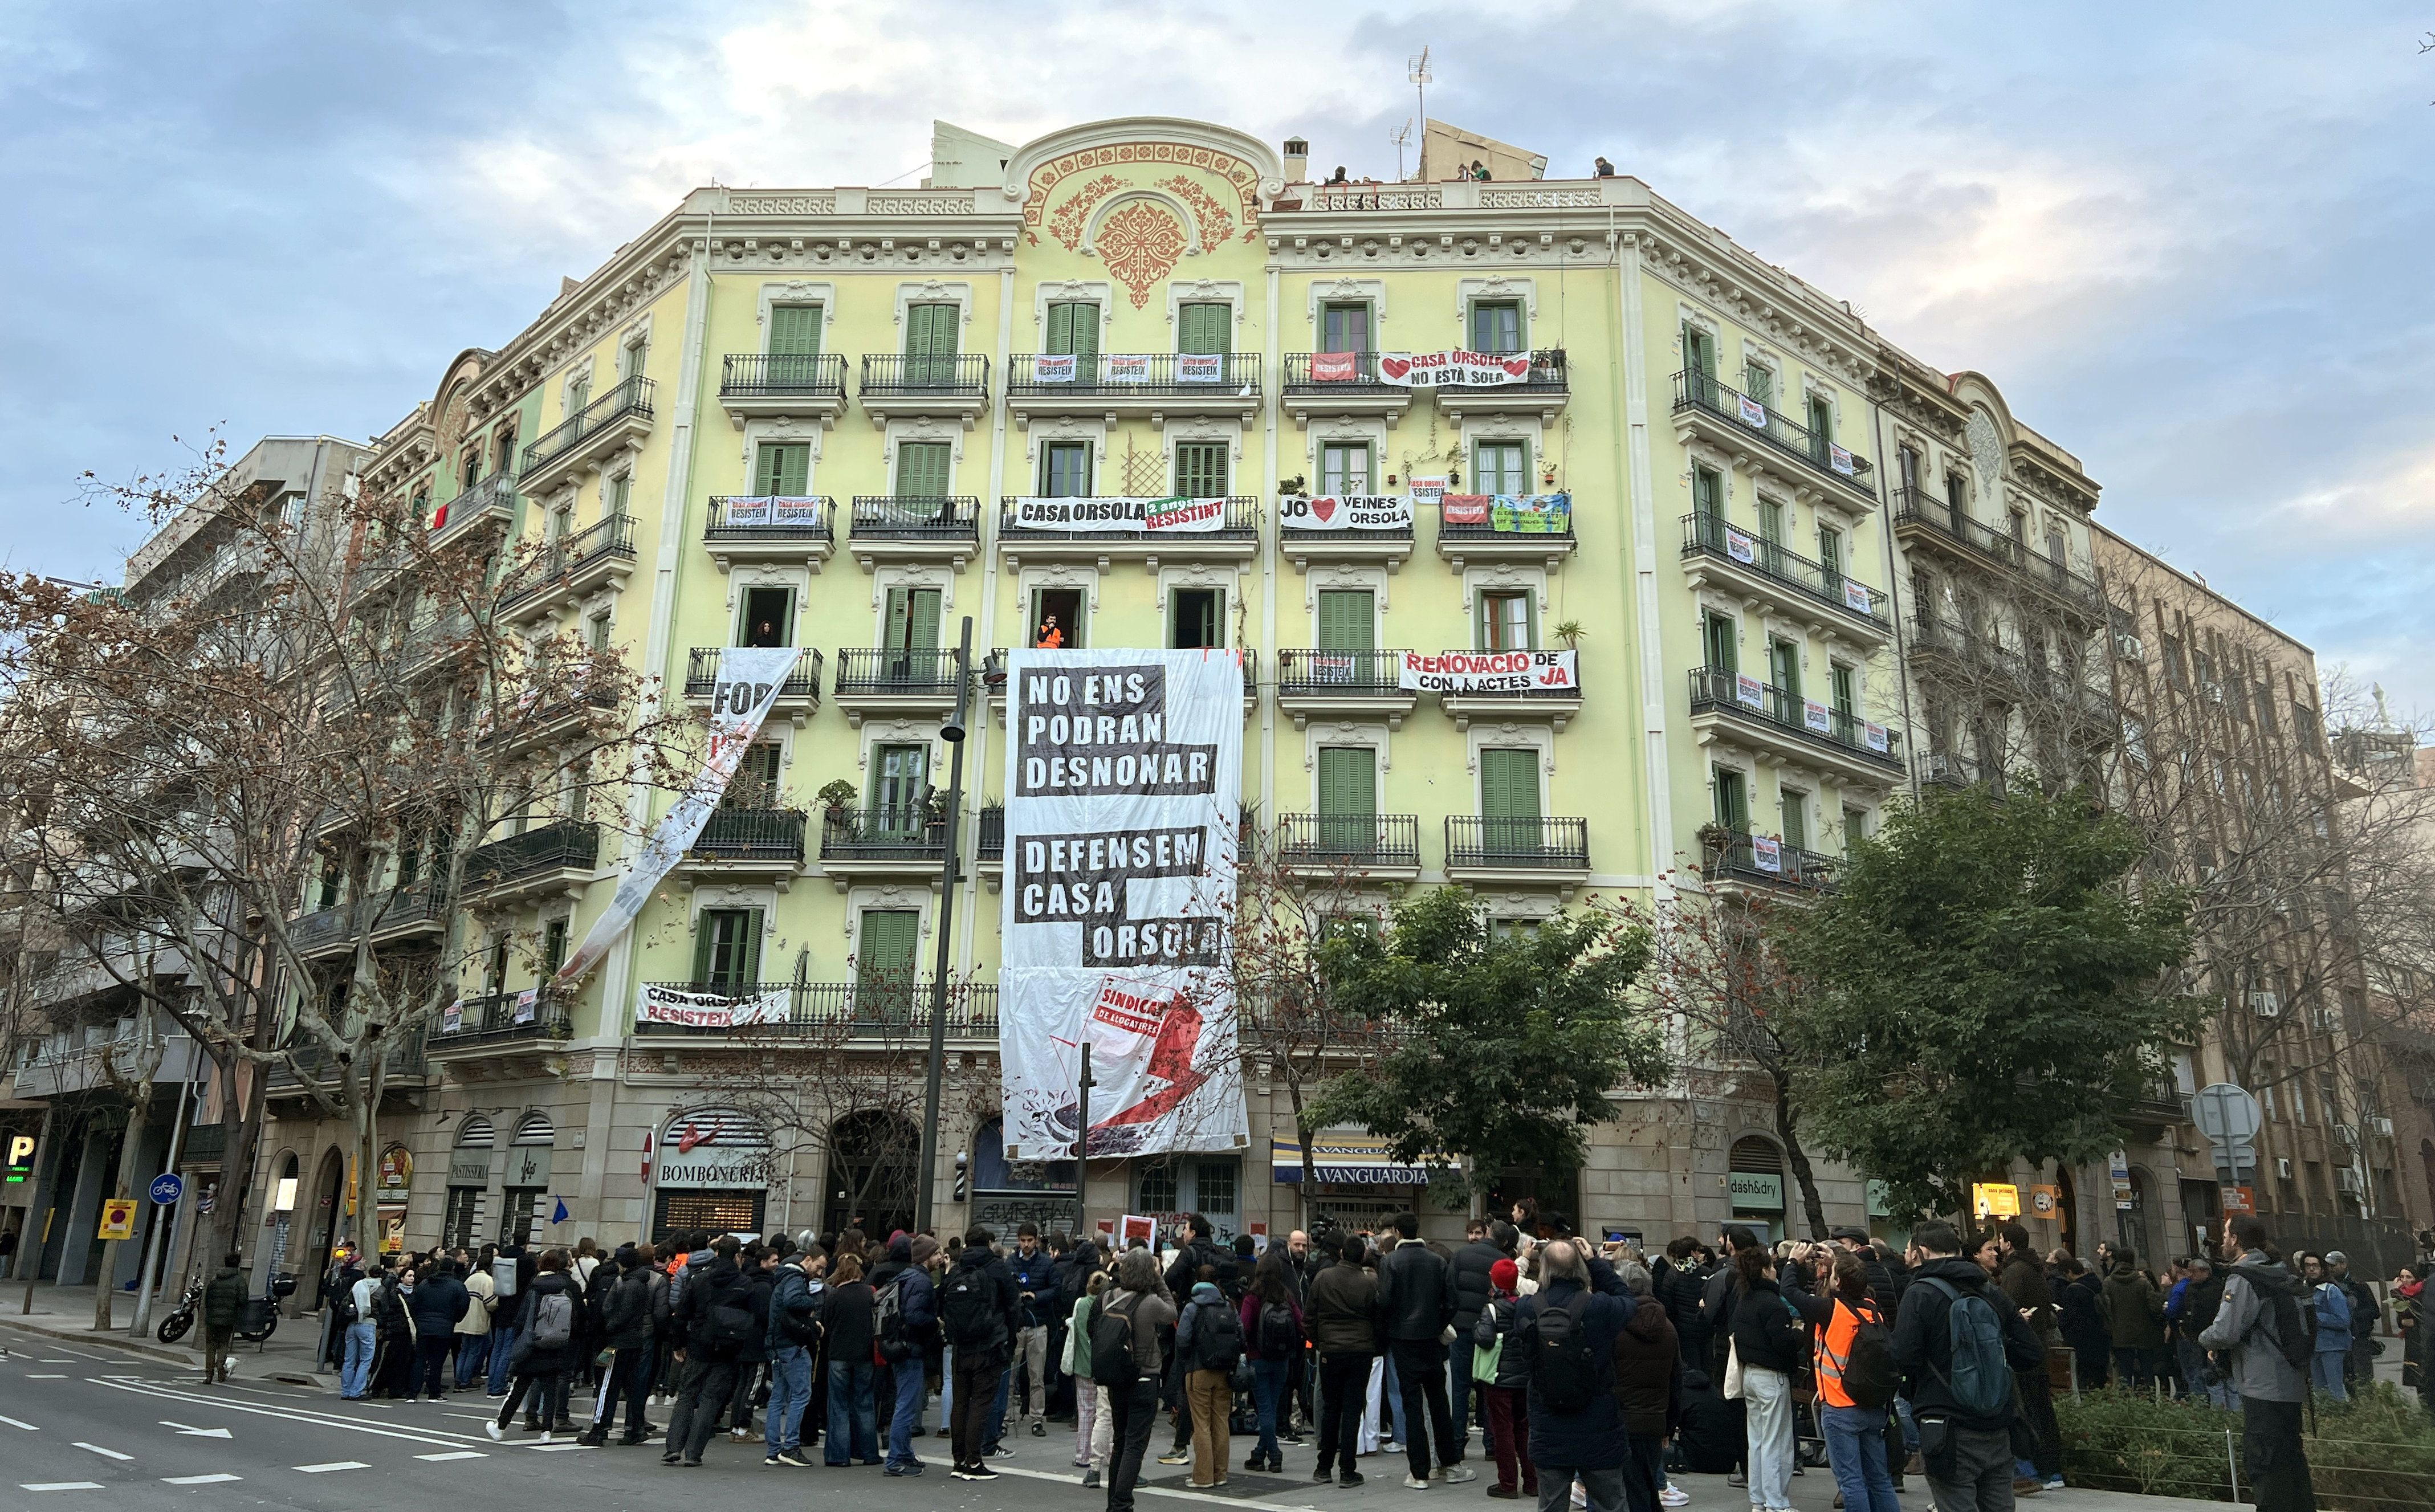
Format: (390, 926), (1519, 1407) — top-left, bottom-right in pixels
(551, 1196), (569, 1224)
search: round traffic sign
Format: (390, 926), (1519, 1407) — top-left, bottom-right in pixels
(148, 1172), (186, 1205)
(2192, 1083), (2262, 1143)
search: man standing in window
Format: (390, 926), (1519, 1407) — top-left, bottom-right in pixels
(1035, 614), (1064, 650)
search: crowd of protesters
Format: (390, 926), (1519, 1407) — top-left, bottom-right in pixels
(302, 1205), (2408, 1512)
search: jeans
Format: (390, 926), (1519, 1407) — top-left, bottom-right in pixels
(415, 1333), (454, 1397)
(1391, 1337), (1459, 1478)
(486, 1324), (518, 1395)
(453, 1330), (490, 1389)
(2308, 1350), (2348, 1402)
(1540, 1465), (1625, 1512)
(667, 1356), (739, 1464)
(765, 1346), (812, 1455)
(596, 1346), (651, 1440)
(951, 1351), (999, 1469)
(1622, 1434), (1668, 1512)
(1484, 1384), (1536, 1493)
(1251, 1356), (1289, 1460)
(1106, 1376), (1159, 1512)
(827, 1359), (878, 1464)
(1927, 1424), (2016, 1512)
(1741, 1365), (1795, 1509)
(1186, 1367), (1231, 1486)
(1381, 1347), (1407, 1444)
(340, 1320), (376, 1398)
(986, 1354), (1012, 1448)
(887, 1351), (928, 1467)
(1316, 1350), (1371, 1477)
(1823, 1404), (1899, 1512)
(1449, 1339), (1475, 1446)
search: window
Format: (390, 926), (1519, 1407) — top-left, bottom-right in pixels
(443, 1187), (486, 1252)
(753, 442), (810, 498)
(606, 472), (632, 515)
(1172, 443), (1227, 498)
(2293, 702), (2320, 751)
(1768, 637), (1800, 699)
(896, 440), (952, 499)
(1170, 588), (1222, 650)
(1756, 497), (1786, 574)
(1479, 748), (1542, 848)
(1319, 442), (1371, 495)
(566, 372), (591, 417)
(904, 302), (959, 381)
(585, 613), (611, 653)
(1039, 441), (1092, 497)
(738, 586), (792, 647)
(1743, 361), (1775, 411)
(1713, 766), (1750, 832)
(769, 304), (822, 356)
(2160, 634), (2189, 690)
(1897, 445), (1921, 492)
(1473, 441), (1528, 496)
(1031, 586), (1084, 648)
(461, 449), (482, 490)
(1044, 301), (1099, 360)
(1701, 610), (1736, 673)
(619, 339), (647, 381)
(548, 502), (572, 542)
(1944, 472), (1968, 520)
(694, 908), (761, 992)
(1316, 589), (1374, 651)
(870, 744), (929, 830)
(1682, 322), (1717, 383)
(494, 425), (518, 474)
(729, 742), (783, 808)
(856, 909), (920, 1019)
(2124, 716), (2149, 768)
(411, 487), (431, 527)
(1780, 787), (1809, 853)
(1818, 525), (1844, 589)
(1477, 590), (1533, 651)
(1137, 1164), (1178, 1213)
(1805, 393), (1833, 449)
(1320, 302), (1370, 353)
(1194, 1160), (1237, 1218)
(1842, 805), (1868, 854)
(1830, 665), (1856, 719)
(1177, 302), (1231, 356)
(883, 587), (942, 652)
(1692, 465), (1724, 520)
(542, 918), (568, 976)
(1469, 300), (1523, 354)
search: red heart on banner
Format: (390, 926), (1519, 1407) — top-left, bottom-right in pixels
(1312, 496), (1338, 523)
(1501, 354), (1531, 378)
(1379, 354), (1411, 380)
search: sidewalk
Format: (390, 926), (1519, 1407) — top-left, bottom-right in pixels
(0, 1279), (333, 1385)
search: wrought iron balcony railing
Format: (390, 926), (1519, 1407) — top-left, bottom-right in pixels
(1444, 815), (1591, 870)
(1006, 352), (1260, 397)
(685, 646), (822, 701)
(1685, 666), (1903, 769)
(833, 646), (962, 699)
(1681, 512), (1888, 630)
(1703, 828), (1839, 891)
(848, 495), (982, 541)
(1672, 372), (1875, 495)
(719, 352), (848, 400)
(1276, 648), (1410, 697)
(630, 979), (998, 1038)
(819, 807), (948, 863)
(694, 806), (807, 863)
(463, 819), (601, 889)
(858, 353), (989, 398)
(997, 495), (1260, 540)
(1275, 813), (1422, 870)
(703, 495), (833, 541)
(521, 377), (654, 478)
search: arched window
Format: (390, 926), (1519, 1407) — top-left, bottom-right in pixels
(454, 1115), (495, 1149)
(512, 1112), (555, 1146)
(650, 1108), (772, 1244)
(1728, 1136), (1787, 1240)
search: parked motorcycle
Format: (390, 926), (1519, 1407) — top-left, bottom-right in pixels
(155, 1276), (280, 1345)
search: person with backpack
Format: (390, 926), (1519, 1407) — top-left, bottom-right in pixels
(1726, 1244), (1806, 1512)
(582, 1244), (659, 1446)
(870, 1232), (935, 1475)
(2200, 1216), (2315, 1511)
(2300, 1253), (2352, 1404)
(486, 1248), (580, 1443)
(1237, 1247), (1302, 1474)
(660, 1234), (754, 1467)
(407, 1256), (471, 1400)
(2168, 1255), (2234, 1409)
(941, 1226), (1021, 1481)
(1514, 1239), (1634, 1512)
(1067, 1266), (1114, 1486)
(1309, 1229), (1382, 1486)
(1474, 1256), (1538, 1500)
(1098, 1245), (1180, 1512)
(2326, 1253), (2377, 1391)
(1891, 1220), (2045, 1512)
(1788, 1250), (1899, 1512)
(1174, 1275), (1242, 1486)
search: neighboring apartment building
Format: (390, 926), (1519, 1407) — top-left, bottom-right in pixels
(211, 113), (2415, 1259)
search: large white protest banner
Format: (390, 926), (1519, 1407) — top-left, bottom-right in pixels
(1277, 494), (1414, 532)
(1396, 649), (1578, 694)
(999, 650), (1249, 1161)
(1004, 496), (1229, 533)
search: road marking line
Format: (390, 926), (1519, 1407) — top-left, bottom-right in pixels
(71, 1444), (132, 1461)
(89, 1377), (480, 1449)
(27, 1374), (66, 1379)
(38, 1358), (74, 1363)
(21, 1484), (105, 1492)
(441, 1412), (494, 1421)
(528, 1442), (591, 1450)
(163, 1473), (242, 1485)
(159, 1420), (233, 1438)
(0, 1415), (37, 1429)
(295, 1460), (368, 1473)
(416, 1450), (486, 1461)
(995, 1463), (1271, 1509)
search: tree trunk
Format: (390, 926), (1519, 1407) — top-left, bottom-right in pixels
(203, 927), (274, 1270)
(1285, 1073), (1320, 1233)
(1770, 1070), (1829, 1240)
(351, 1047), (386, 1257)
(92, 1098), (153, 1330)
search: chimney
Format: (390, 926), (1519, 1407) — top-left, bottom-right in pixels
(1282, 137), (1310, 183)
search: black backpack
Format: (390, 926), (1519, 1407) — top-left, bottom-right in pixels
(2236, 1266), (2315, 1372)
(1529, 1293), (1598, 1414)
(329, 1278), (360, 1327)
(1192, 1297), (1243, 1371)
(701, 1277), (756, 1357)
(939, 1265), (1000, 1351)
(1824, 1299), (1901, 1411)
(874, 1273), (913, 1363)
(1257, 1299), (1301, 1355)
(1090, 1293), (1140, 1385)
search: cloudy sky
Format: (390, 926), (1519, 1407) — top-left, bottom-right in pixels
(3, 2), (2429, 711)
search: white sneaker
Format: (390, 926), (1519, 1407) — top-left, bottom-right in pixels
(1438, 1466), (1477, 1484)
(484, 1421), (503, 1441)
(1403, 1473), (1431, 1489)
(1661, 1487), (1692, 1506)
(538, 1430), (552, 1445)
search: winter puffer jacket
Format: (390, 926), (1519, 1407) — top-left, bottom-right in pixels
(1611, 1298), (1681, 1438)
(510, 1271), (582, 1374)
(1471, 1290), (1530, 1389)
(1449, 1238), (1505, 1334)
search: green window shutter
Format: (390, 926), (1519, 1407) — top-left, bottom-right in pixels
(754, 442), (809, 496)
(740, 910), (764, 987)
(1770, 639), (1800, 699)
(1178, 303), (1231, 355)
(1831, 665), (1856, 718)
(1316, 747), (1377, 817)
(1682, 324), (1716, 381)
(1479, 749), (1542, 822)
(691, 912), (716, 985)
(898, 441), (951, 496)
(769, 305), (822, 356)
(906, 303), (958, 358)
(1703, 612), (1736, 674)
(1807, 395), (1833, 445)
(1316, 590), (1374, 651)
(1040, 442), (1092, 497)
(858, 910), (919, 977)
(1818, 527), (1844, 582)
(1321, 303), (1370, 354)
(1474, 441), (1529, 495)
(1781, 793), (1807, 853)
(1173, 443), (1227, 496)
(885, 589), (942, 653)
(1744, 364), (1774, 409)
(1046, 301), (1100, 360)
(1692, 467), (1723, 518)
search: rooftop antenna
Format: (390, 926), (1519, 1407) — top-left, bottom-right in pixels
(1390, 118), (1412, 182)
(1408, 47), (1431, 176)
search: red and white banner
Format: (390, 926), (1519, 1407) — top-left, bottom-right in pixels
(722, 495), (824, 529)
(1309, 351), (1359, 382)
(1378, 349), (1534, 386)
(1737, 394), (1769, 427)
(636, 982), (791, 1030)
(1278, 494), (1412, 531)
(1408, 475), (1449, 506)
(1176, 352), (1225, 384)
(1007, 496), (1229, 533)
(1397, 649), (1577, 694)
(1033, 354), (1079, 383)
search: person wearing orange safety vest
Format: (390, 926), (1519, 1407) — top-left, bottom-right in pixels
(1789, 1248), (1899, 1512)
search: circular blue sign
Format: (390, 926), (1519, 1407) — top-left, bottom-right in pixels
(148, 1172), (185, 1205)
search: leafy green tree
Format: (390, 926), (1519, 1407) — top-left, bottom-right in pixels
(1777, 781), (2195, 1221)
(1302, 886), (1667, 1201)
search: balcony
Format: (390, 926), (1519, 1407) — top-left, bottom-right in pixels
(1004, 352), (1260, 425)
(1700, 828), (1839, 894)
(1276, 648), (1419, 729)
(1432, 349), (1571, 422)
(1685, 666), (1904, 788)
(463, 818), (600, 904)
(717, 352), (848, 428)
(2122, 1077), (2190, 1131)
(1281, 353), (1415, 427)
(1430, 649), (1586, 732)
(1443, 815), (1594, 893)
(1679, 513), (1890, 645)
(817, 806), (950, 889)
(498, 512), (639, 623)
(13, 1027), (206, 1101)
(475, 674), (620, 755)
(984, 649), (1254, 726)
(684, 646), (822, 724)
(266, 1030), (428, 1099)
(1890, 488), (2111, 621)
(630, 979), (998, 1042)
(701, 495), (834, 573)
(857, 353), (990, 430)
(1432, 496), (1578, 570)
(1670, 372), (1876, 507)
(996, 495), (1260, 568)
(1274, 813), (1423, 883)
(431, 471), (516, 546)
(674, 806), (806, 885)
(519, 376), (655, 498)
(427, 993), (572, 1063)
(1281, 502), (1415, 574)
(976, 803), (1005, 889)
(832, 646), (963, 726)
(290, 884), (449, 960)
(846, 495), (980, 573)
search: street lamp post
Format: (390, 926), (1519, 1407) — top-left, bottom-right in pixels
(914, 617), (974, 1236)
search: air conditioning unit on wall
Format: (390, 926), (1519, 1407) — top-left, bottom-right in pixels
(2249, 991), (2282, 1017)
(2277, 1158), (2293, 1179)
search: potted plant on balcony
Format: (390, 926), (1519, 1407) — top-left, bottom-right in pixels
(1552, 620), (1585, 650)
(815, 779), (858, 824)
(1693, 820), (1733, 857)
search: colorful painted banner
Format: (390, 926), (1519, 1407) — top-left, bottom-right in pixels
(1397, 649), (1578, 694)
(1007, 496), (1229, 533)
(1374, 349), (1536, 386)
(1000, 649), (1248, 1162)
(554, 646), (801, 995)
(1278, 494), (1412, 531)
(1033, 354), (1078, 383)
(1438, 492), (1570, 533)
(1176, 352), (1224, 384)
(1738, 394), (1769, 427)
(636, 982), (792, 1030)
